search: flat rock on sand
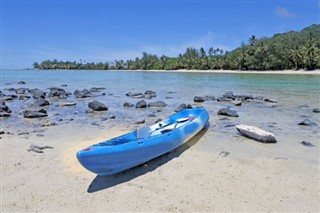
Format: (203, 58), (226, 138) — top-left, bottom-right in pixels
(236, 124), (277, 143)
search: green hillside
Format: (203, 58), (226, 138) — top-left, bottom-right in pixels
(35, 24), (320, 71)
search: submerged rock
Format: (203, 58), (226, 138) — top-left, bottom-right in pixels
(236, 125), (277, 143)
(74, 89), (92, 98)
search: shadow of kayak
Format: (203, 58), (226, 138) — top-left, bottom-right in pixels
(87, 125), (209, 193)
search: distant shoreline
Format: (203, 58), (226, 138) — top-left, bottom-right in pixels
(9, 68), (320, 75)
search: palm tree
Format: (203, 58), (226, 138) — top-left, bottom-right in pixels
(302, 33), (317, 70)
(248, 35), (257, 46)
(290, 45), (302, 70)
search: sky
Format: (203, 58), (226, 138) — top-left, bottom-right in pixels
(1, 0), (319, 69)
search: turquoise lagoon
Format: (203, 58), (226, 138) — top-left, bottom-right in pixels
(1, 69), (320, 161)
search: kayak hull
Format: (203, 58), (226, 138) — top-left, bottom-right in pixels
(76, 108), (209, 175)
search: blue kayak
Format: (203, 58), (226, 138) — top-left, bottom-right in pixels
(76, 107), (209, 175)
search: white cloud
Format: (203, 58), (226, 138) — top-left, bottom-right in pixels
(275, 6), (295, 19)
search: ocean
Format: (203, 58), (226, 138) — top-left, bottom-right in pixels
(1, 69), (320, 162)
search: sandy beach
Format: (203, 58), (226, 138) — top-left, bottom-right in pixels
(2, 120), (319, 212)
(133, 69), (320, 75)
(1, 69), (320, 212)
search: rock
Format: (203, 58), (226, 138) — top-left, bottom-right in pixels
(264, 98), (277, 103)
(175, 104), (193, 112)
(29, 89), (46, 99)
(148, 101), (167, 108)
(219, 151), (230, 157)
(135, 119), (145, 124)
(145, 90), (157, 98)
(135, 100), (147, 108)
(74, 89), (92, 98)
(298, 119), (317, 126)
(61, 84), (68, 87)
(0, 131), (5, 135)
(123, 102), (134, 107)
(89, 87), (106, 92)
(19, 95), (31, 101)
(194, 96), (206, 102)
(218, 108), (239, 117)
(34, 98), (50, 107)
(126, 92), (144, 98)
(0, 102), (12, 113)
(48, 87), (68, 99)
(18, 81), (26, 84)
(27, 143), (54, 153)
(236, 125), (277, 143)
(217, 97), (234, 102)
(15, 88), (28, 94)
(0, 102), (12, 117)
(204, 95), (215, 101)
(312, 108), (320, 113)
(148, 114), (157, 117)
(301, 141), (314, 147)
(0, 94), (18, 101)
(231, 100), (242, 106)
(255, 96), (264, 100)
(57, 102), (76, 107)
(41, 122), (57, 127)
(23, 109), (48, 118)
(88, 100), (108, 111)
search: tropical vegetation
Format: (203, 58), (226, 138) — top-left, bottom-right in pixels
(34, 24), (320, 71)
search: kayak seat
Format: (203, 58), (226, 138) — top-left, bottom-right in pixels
(137, 126), (152, 139)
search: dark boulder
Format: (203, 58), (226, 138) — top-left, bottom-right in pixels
(135, 119), (145, 124)
(89, 87), (106, 92)
(148, 101), (166, 108)
(0, 102), (11, 117)
(301, 141), (315, 147)
(23, 109), (48, 118)
(74, 89), (92, 98)
(298, 119), (317, 126)
(29, 89), (46, 99)
(126, 92), (144, 98)
(135, 100), (147, 108)
(123, 102), (134, 107)
(18, 81), (26, 85)
(194, 96), (206, 102)
(88, 100), (108, 111)
(34, 98), (50, 107)
(218, 108), (239, 117)
(175, 104), (193, 112)
(312, 108), (320, 113)
(264, 98), (277, 103)
(48, 87), (68, 99)
(15, 88), (28, 94)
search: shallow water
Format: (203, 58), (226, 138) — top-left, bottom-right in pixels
(1, 69), (320, 163)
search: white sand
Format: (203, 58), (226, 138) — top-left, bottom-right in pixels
(1, 122), (319, 212)
(130, 69), (320, 75)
